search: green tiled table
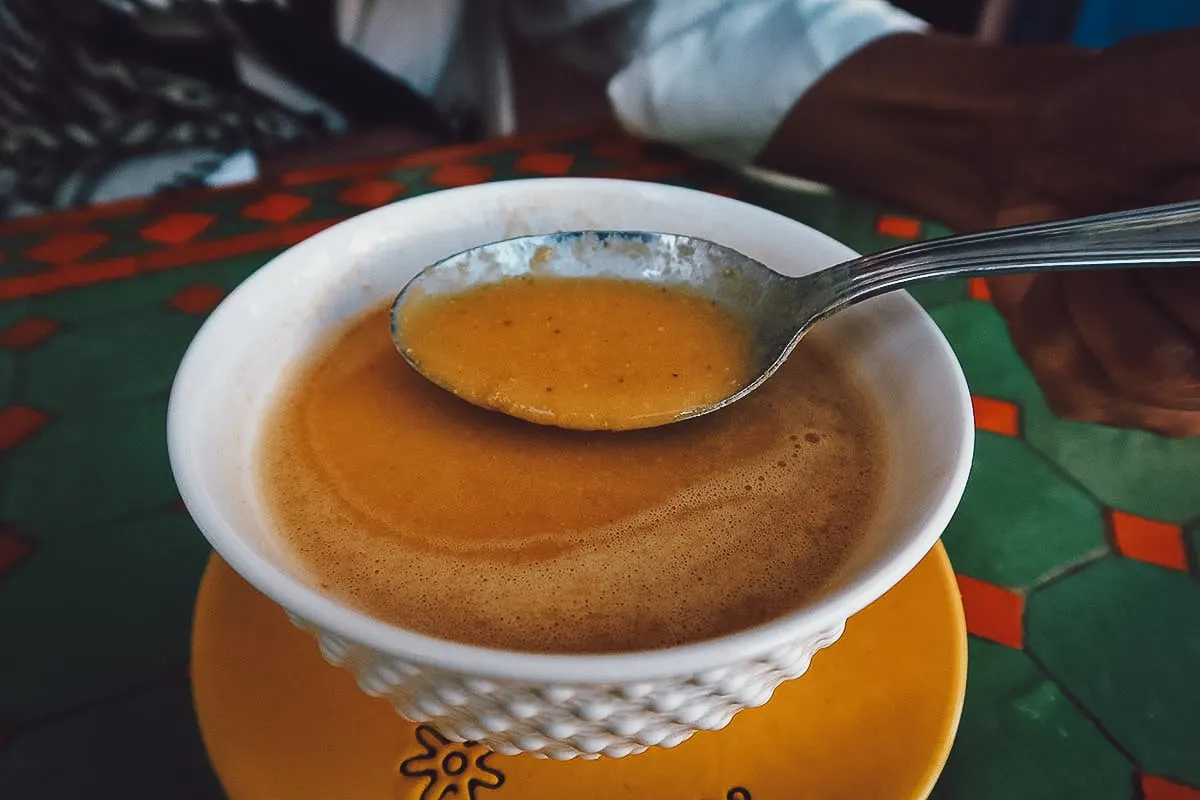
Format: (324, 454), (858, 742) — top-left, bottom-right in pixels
(0, 129), (1196, 799)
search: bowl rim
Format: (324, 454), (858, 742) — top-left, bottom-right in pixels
(168, 178), (974, 684)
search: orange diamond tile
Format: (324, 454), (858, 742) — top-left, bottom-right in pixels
(515, 152), (575, 176)
(1110, 510), (1188, 571)
(339, 180), (406, 207)
(972, 396), (1020, 437)
(0, 317), (59, 349)
(1143, 775), (1200, 800)
(428, 163), (494, 187)
(25, 231), (109, 264)
(968, 277), (993, 301)
(242, 193), (311, 223)
(141, 213), (214, 245)
(0, 528), (32, 576)
(955, 573), (1024, 649)
(0, 405), (48, 450)
(169, 284), (226, 315)
(876, 215), (921, 239)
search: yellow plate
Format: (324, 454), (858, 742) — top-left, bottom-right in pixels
(192, 543), (966, 800)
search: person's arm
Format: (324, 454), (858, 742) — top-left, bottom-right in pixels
(758, 28), (1200, 437)
(756, 33), (1094, 232)
(596, 0), (928, 166)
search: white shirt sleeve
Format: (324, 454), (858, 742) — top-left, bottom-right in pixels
(604, 0), (927, 165)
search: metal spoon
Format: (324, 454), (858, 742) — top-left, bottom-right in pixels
(391, 200), (1200, 429)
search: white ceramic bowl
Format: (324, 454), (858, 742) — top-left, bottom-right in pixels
(168, 178), (973, 760)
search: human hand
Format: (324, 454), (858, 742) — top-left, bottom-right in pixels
(988, 268), (1200, 437)
(985, 29), (1200, 437)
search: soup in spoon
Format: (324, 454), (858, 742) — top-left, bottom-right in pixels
(396, 275), (753, 431)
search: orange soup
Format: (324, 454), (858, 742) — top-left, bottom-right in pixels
(258, 288), (888, 654)
(396, 276), (753, 430)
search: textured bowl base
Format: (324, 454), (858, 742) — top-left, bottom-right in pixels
(191, 544), (966, 800)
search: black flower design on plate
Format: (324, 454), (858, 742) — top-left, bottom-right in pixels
(399, 725), (505, 799)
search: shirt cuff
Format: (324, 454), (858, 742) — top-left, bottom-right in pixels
(606, 0), (928, 165)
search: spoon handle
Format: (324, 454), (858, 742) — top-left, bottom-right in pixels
(840, 199), (1200, 304)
